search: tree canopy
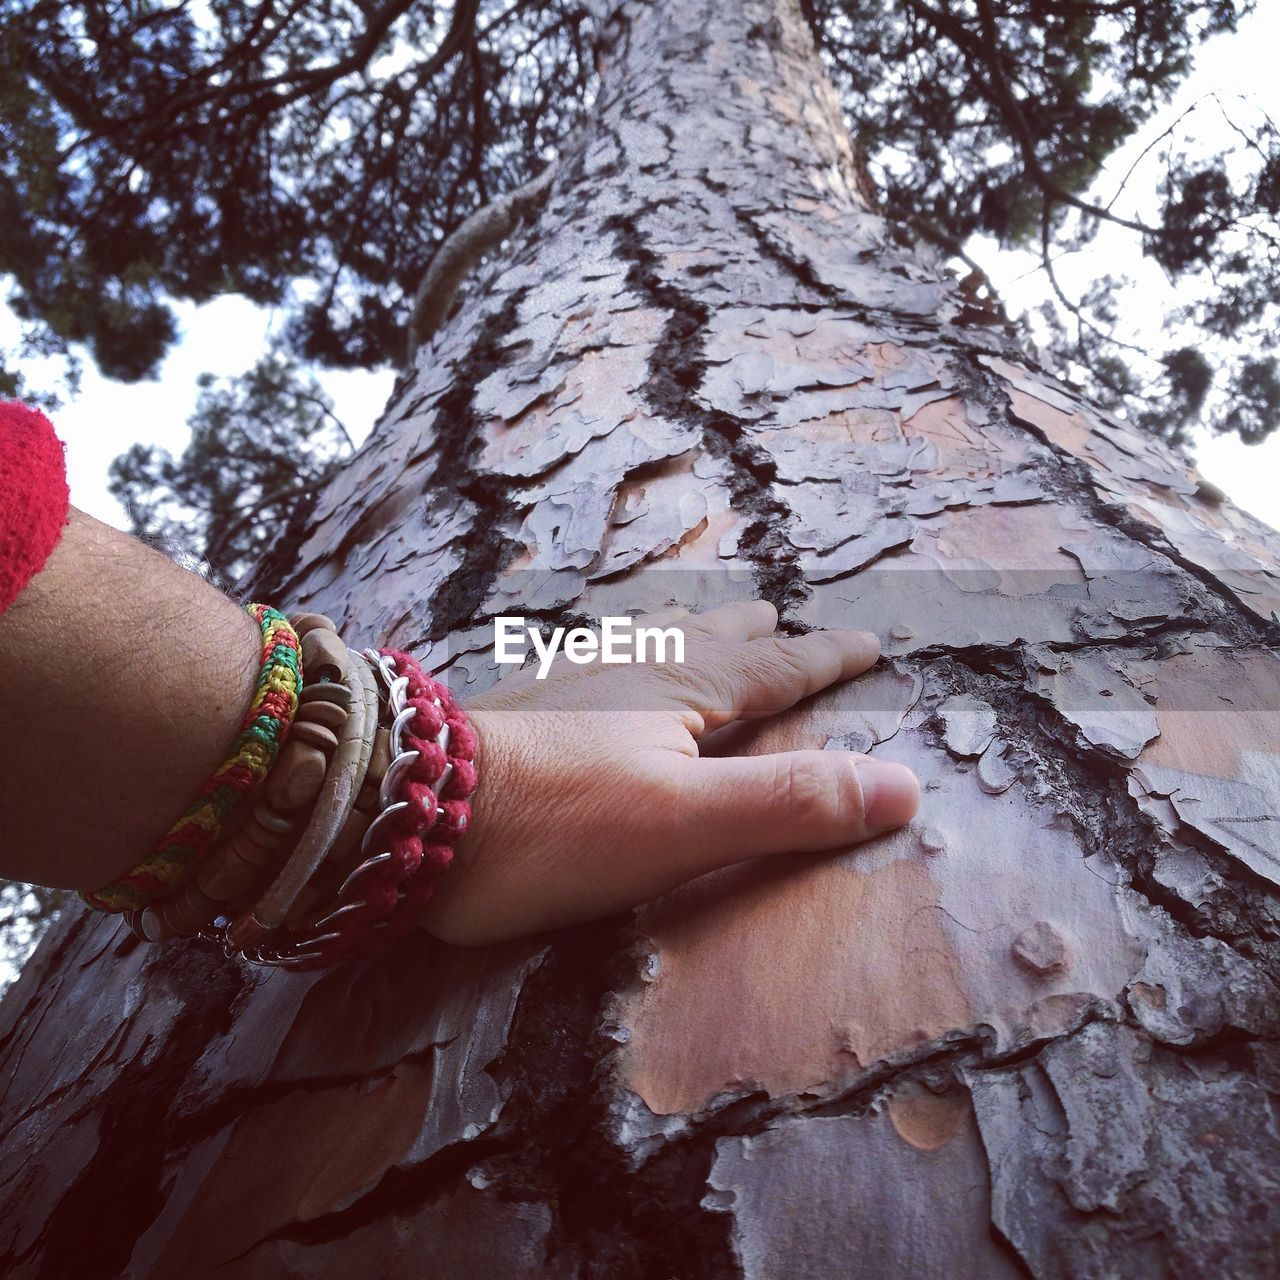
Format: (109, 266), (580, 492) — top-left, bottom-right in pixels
(108, 346), (354, 582)
(2, 0), (1277, 445)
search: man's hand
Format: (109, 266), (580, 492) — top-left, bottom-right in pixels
(418, 600), (920, 945)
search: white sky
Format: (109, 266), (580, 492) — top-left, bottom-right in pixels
(4, 6), (1279, 534)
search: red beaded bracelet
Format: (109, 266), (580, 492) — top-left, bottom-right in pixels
(284, 647), (477, 970)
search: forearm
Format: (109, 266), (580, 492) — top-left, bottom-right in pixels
(0, 508), (259, 890)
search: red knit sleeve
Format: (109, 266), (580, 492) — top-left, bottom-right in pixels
(0, 401), (71, 617)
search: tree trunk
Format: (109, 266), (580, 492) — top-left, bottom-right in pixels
(4, 1), (1280, 1275)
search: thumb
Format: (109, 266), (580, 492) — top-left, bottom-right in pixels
(669, 751), (920, 877)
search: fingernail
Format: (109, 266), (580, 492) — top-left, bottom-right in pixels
(833, 629), (880, 664)
(854, 758), (920, 833)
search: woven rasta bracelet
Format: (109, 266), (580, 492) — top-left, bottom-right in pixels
(82, 604), (302, 913)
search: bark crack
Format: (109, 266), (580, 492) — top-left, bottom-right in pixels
(602, 206), (810, 618)
(926, 648), (1280, 973)
(988, 362), (1280, 650)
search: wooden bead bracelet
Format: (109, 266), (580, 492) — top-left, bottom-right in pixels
(127, 613), (355, 943)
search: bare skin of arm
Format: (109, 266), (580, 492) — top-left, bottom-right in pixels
(0, 509), (260, 890)
(0, 509), (920, 944)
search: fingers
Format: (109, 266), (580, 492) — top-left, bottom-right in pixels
(669, 750), (920, 875)
(674, 599), (778, 644)
(667, 629), (880, 733)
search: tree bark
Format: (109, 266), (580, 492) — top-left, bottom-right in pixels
(5, 1), (1280, 1276)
